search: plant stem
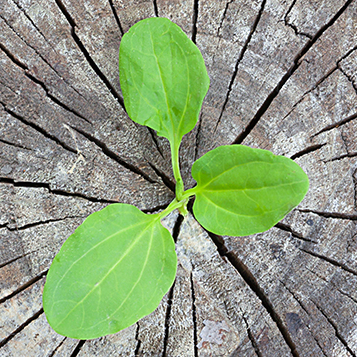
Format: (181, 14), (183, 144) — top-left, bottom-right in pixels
(181, 187), (197, 200)
(171, 138), (184, 201)
(157, 198), (186, 219)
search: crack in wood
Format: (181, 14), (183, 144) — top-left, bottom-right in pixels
(0, 308), (44, 348)
(241, 314), (263, 357)
(172, 214), (184, 243)
(190, 272), (198, 357)
(142, 202), (170, 214)
(11, 0), (58, 52)
(217, 0), (234, 37)
(280, 281), (329, 357)
(324, 151), (357, 162)
(6, 216), (87, 231)
(48, 338), (67, 357)
(300, 248), (357, 277)
(161, 281), (176, 357)
(0, 270), (48, 305)
(339, 66), (357, 94)
(0, 101), (78, 155)
(214, 0), (266, 134)
(311, 300), (356, 357)
(0, 138), (33, 151)
(134, 322), (142, 356)
(0, 177), (118, 204)
(204, 230), (301, 357)
(233, 0), (355, 145)
(283, 0), (313, 40)
(0, 14), (84, 101)
(191, 0), (199, 43)
(194, 112), (203, 161)
(312, 112), (357, 137)
(275, 222), (318, 244)
(108, 0), (124, 36)
(153, 0), (159, 17)
(0, 249), (39, 269)
(298, 209), (357, 221)
(0, 42), (28, 70)
(148, 128), (165, 160)
(53, 0), (125, 109)
(290, 144), (327, 160)
(70, 125), (158, 184)
(224, 250), (301, 357)
(70, 340), (86, 357)
(148, 162), (175, 192)
(24, 72), (92, 125)
(305, 266), (357, 305)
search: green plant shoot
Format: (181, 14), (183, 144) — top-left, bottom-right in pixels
(43, 17), (309, 339)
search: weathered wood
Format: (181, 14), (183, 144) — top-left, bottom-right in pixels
(1, 0), (356, 356)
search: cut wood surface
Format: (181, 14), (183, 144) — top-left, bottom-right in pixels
(0, 0), (356, 355)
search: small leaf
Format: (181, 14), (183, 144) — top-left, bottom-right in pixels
(192, 145), (309, 236)
(43, 204), (177, 339)
(119, 17), (209, 142)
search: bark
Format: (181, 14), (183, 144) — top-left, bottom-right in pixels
(0, 0), (356, 356)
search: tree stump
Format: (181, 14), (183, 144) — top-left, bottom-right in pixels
(1, 0), (357, 355)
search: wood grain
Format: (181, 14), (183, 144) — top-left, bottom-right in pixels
(0, 0), (356, 356)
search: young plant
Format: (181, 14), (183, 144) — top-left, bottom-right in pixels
(43, 17), (309, 339)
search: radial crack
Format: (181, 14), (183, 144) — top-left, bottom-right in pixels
(0, 101), (78, 154)
(214, 0), (266, 134)
(0, 42), (28, 70)
(204, 230), (300, 357)
(0, 308), (44, 348)
(24, 72), (92, 124)
(191, 0), (199, 43)
(0, 42), (91, 125)
(339, 67), (357, 94)
(217, 0), (234, 37)
(48, 338), (67, 357)
(290, 144), (327, 160)
(162, 282), (175, 357)
(11, 0), (58, 52)
(148, 162), (175, 192)
(190, 272), (198, 357)
(0, 14), (85, 101)
(70, 126), (157, 184)
(0, 271), (47, 305)
(311, 300), (356, 357)
(53, 0), (125, 109)
(108, 0), (124, 35)
(0, 249), (39, 269)
(134, 322), (142, 356)
(281, 281), (329, 357)
(298, 208), (357, 221)
(233, 0), (354, 144)
(153, 0), (159, 17)
(275, 222), (318, 244)
(284, 0), (312, 40)
(148, 128), (165, 160)
(300, 248), (357, 277)
(194, 112), (203, 161)
(6, 216), (86, 231)
(0, 138), (33, 151)
(312, 112), (357, 137)
(70, 340), (86, 357)
(0, 177), (118, 204)
(325, 151), (357, 162)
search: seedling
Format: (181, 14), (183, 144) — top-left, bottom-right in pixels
(43, 18), (309, 339)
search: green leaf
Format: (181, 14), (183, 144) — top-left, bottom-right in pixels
(191, 145), (309, 236)
(119, 17), (210, 142)
(43, 204), (177, 339)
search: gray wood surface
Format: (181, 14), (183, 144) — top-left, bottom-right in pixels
(0, 0), (357, 356)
